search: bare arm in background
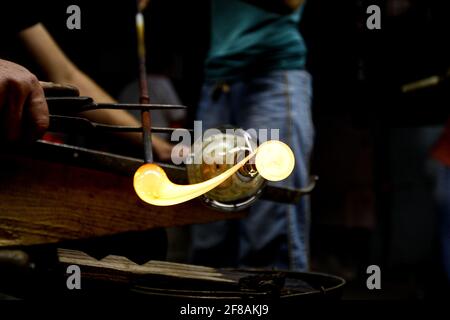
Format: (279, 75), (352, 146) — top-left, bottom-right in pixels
(18, 23), (173, 160)
(242, 0), (305, 14)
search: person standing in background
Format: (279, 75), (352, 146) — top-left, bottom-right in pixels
(190, 0), (314, 271)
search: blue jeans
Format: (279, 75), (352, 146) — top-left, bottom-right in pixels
(189, 70), (314, 271)
(435, 163), (450, 283)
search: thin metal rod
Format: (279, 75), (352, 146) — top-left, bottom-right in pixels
(48, 115), (193, 134)
(46, 97), (188, 113)
(136, 5), (153, 163)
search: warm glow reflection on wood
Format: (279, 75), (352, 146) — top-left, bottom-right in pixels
(133, 140), (295, 206)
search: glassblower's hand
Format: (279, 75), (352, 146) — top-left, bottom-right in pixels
(0, 59), (49, 143)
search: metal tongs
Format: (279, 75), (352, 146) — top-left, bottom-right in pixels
(42, 82), (188, 135)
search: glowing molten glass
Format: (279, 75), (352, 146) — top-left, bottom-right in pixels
(133, 140), (295, 206)
(255, 140), (295, 182)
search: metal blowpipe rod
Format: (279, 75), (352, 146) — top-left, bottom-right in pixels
(136, 4), (153, 163)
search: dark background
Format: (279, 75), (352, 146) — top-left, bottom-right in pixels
(2, 0), (449, 299)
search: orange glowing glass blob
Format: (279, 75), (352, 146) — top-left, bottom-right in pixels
(133, 140), (295, 206)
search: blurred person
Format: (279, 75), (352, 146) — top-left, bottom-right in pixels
(0, 59), (49, 143)
(190, 0), (313, 270)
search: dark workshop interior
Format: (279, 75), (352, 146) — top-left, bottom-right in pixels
(0, 0), (449, 306)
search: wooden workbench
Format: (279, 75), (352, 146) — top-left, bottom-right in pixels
(0, 141), (244, 247)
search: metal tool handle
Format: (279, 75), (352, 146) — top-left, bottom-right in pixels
(47, 96), (188, 115)
(48, 115), (192, 134)
(47, 97), (95, 115)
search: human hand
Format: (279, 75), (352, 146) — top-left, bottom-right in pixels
(0, 59), (49, 143)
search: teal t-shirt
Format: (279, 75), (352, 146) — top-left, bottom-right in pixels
(205, 0), (307, 81)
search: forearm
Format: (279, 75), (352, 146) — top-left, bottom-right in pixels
(66, 68), (173, 153)
(18, 23), (173, 160)
(65, 69), (135, 124)
(18, 25), (114, 102)
(36, 62), (142, 142)
(41, 63), (171, 160)
(19, 25), (135, 133)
